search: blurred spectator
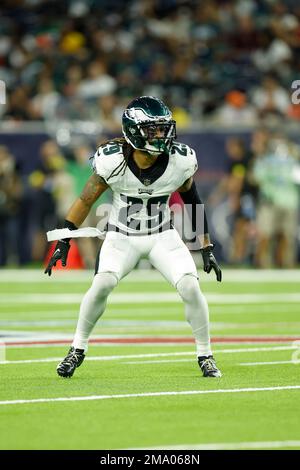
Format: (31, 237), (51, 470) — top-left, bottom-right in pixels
(90, 95), (122, 131)
(3, 86), (34, 121)
(227, 129), (272, 264)
(29, 140), (74, 261)
(216, 90), (257, 126)
(229, 14), (260, 54)
(253, 134), (300, 267)
(252, 28), (292, 74)
(0, 146), (23, 265)
(77, 61), (117, 100)
(67, 144), (92, 197)
(171, 105), (191, 128)
(31, 78), (60, 121)
(226, 137), (259, 264)
(209, 136), (259, 264)
(60, 27), (86, 55)
(251, 76), (290, 120)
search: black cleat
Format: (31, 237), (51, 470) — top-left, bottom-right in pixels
(198, 355), (222, 378)
(57, 347), (85, 378)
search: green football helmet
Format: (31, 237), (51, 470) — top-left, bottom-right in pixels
(122, 96), (176, 155)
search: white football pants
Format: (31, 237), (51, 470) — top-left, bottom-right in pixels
(72, 229), (212, 357)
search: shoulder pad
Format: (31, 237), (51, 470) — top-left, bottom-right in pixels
(170, 141), (191, 157)
(170, 141), (198, 179)
(91, 141), (126, 183)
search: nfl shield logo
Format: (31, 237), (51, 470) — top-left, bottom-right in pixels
(143, 179), (151, 186)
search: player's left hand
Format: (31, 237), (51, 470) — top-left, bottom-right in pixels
(200, 244), (222, 282)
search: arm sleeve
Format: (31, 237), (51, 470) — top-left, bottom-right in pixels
(179, 181), (209, 235)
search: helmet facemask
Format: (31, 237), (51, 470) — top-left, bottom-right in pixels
(138, 120), (176, 155)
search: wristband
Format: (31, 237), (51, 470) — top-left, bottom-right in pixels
(61, 220), (78, 242)
(63, 220), (78, 231)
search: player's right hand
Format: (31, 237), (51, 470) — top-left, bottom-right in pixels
(44, 240), (70, 276)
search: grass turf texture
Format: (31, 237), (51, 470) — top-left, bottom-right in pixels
(0, 269), (300, 450)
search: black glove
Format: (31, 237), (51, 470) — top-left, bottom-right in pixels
(44, 239), (70, 276)
(200, 244), (222, 282)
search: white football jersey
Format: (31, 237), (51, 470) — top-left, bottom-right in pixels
(91, 140), (198, 235)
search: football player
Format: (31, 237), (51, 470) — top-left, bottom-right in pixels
(45, 96), (222, 378)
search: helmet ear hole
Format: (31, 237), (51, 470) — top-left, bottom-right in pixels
(126, 127), (145, 149)
(134, 136), (145, 148)
(132, 135), (146, 149)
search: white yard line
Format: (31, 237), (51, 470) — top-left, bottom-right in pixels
(211, 304), (300, 315)
(2, 342), (192, 349)
(0, 345), (297, 365)
(124, 355), (300, 366)
(123, 359), (194, 364)
(2, 305), (300, 314)
(2, 292), (300, 304)
(1, 269), (300, 283)
(2, 304), (300, 321)
(136, 440), (300, 450)
(5, 341), (298, 349)
(3, 320), (299, 331)
(0, 352), (197, 365)
(0, 319), (188, 328)
(1, 385), (300, 406)
(240, 360), (300, 366)
(0, 320), (76, 327)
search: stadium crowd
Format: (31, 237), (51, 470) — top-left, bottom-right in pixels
(1, 0), (300, 126)
(0, 0), (299, 267)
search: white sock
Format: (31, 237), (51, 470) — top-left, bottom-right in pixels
(176, 274), (212, 357)
(72, 272), (118, 351)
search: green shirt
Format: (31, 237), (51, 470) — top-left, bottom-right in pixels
(67, 161), (111, 205)
(253, 153), (299, 210)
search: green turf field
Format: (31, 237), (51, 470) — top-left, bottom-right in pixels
(1, 268), (300, 450)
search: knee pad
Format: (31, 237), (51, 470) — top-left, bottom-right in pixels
(176, 274), (201, 303)
(90, 272), (118, 299)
